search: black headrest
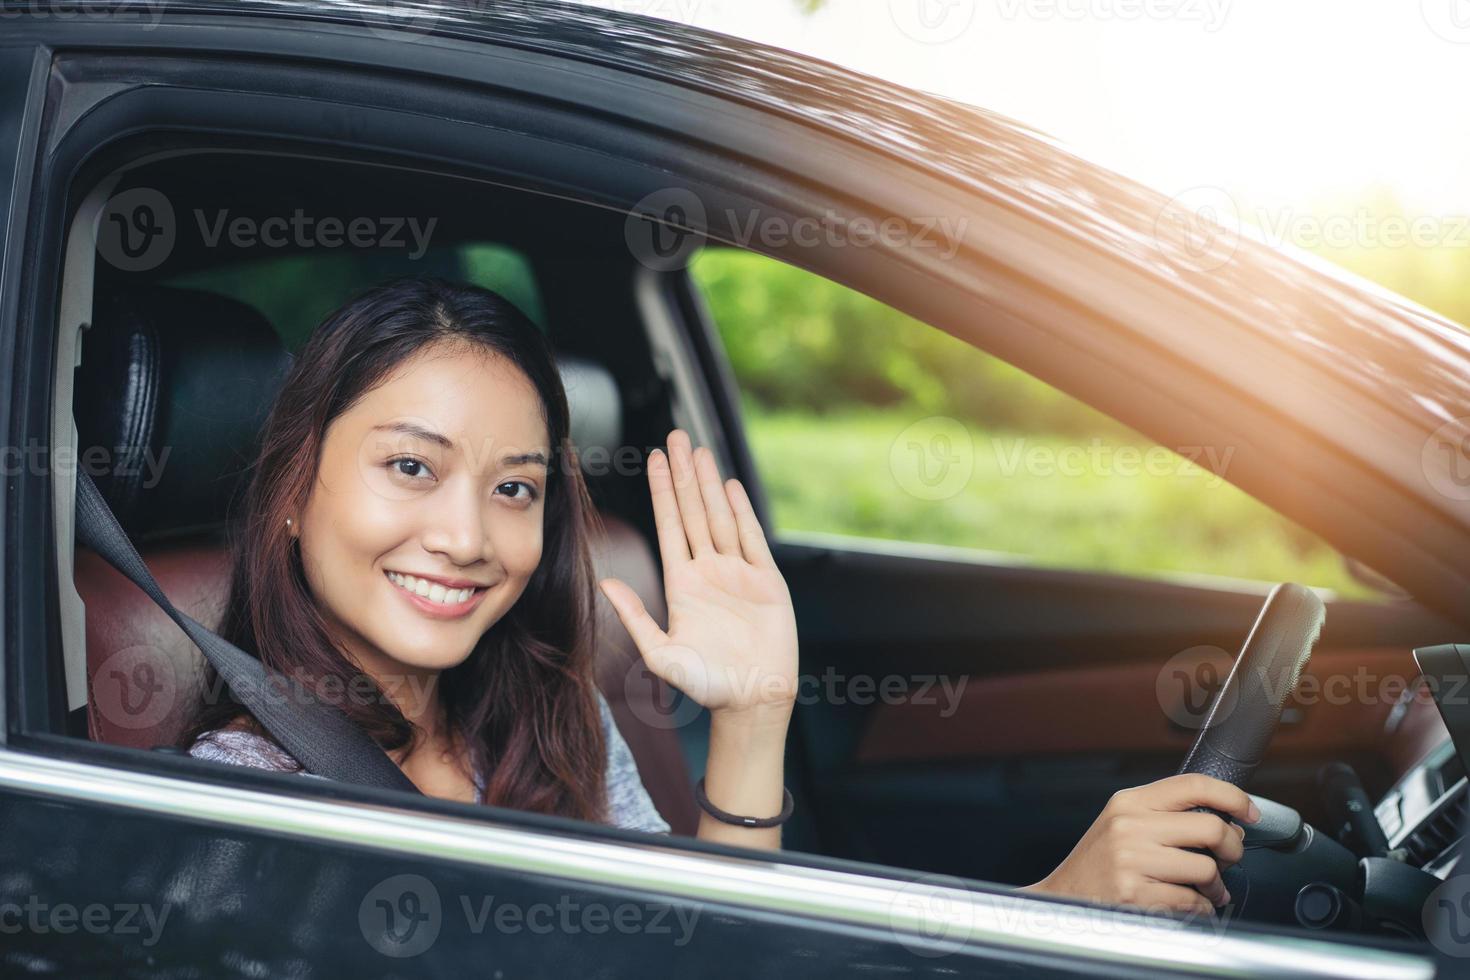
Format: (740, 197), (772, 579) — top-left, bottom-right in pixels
(74, 285), (292, 537)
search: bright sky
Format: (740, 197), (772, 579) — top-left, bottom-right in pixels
(586, 0), (1470, 216)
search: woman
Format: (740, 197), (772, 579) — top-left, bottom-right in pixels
(183, 275), (1256, 912)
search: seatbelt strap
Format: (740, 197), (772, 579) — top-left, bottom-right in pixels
(75, 470), (420, 794)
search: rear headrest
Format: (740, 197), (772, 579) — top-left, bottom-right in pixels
(75, 286), (623, 537)
(559, 356), (623, 465)
(75, 285), (292, 538)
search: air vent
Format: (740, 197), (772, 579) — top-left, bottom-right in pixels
(1403, 784), (1468, 868)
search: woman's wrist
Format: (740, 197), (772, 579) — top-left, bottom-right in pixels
(695, 697), (792, 848)
(708, 694), (795, 735)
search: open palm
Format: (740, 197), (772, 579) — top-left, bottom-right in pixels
(599, 430), (798, 713)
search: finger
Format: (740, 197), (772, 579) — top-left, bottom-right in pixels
(1140, 812), (1245, 867)
(646, 448), (690, 574)
(694, 446), (741, 556)
(725, 477), (776, 569)
(1126, 882), (1217, 919)
(1136, 847), (1230, 907)
(598, 578), (670, 657)
(666, 430), (713, 558)
(1145, 774), (1260, 825)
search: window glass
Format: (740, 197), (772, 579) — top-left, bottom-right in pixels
(690, 247), (1380, 598)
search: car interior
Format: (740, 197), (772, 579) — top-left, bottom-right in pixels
(32, 139), (1470, 946)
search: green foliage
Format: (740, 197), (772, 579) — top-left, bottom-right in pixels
(690, 247), (1380, 597)
(168, 244), (544, 351)
(691, 249), (1123, 437)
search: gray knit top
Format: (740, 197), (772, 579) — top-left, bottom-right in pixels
(187, 691), (671, 834)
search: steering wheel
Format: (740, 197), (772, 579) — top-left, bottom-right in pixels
(1179, 582), (1325, 787)
(1176, 582), (1326, 923)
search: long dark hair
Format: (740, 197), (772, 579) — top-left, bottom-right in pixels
(180, 275), (608, 821)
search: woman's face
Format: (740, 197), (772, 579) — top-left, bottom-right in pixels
(295, 340), (550, 682)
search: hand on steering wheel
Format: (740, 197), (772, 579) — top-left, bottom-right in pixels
(1022, 773), (1259, 916)
(1023, 583), (1323, 918)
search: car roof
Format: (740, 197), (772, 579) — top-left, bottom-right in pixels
(28, 0), (1470, 439)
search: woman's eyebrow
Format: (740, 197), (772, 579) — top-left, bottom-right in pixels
(373, 422), (549, 468)
(501, 451), (549, 469)
(372, 421), (454, 449)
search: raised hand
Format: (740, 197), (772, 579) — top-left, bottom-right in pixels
(598, 429), (798, 716)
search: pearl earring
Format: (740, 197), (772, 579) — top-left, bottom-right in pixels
(285, 518), (293, 528)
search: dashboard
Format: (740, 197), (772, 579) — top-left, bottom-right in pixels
(1373, 650), (1468, 878)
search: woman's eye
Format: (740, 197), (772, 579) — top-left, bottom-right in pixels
(388, 457), (433, 481)
(496, 480), (538, 502)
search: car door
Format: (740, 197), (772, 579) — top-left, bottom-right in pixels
(670, 245), (1461, 888)
(0, 7), (1448, 979)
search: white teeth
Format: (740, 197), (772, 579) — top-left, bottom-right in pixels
(386, 572), (478, 606)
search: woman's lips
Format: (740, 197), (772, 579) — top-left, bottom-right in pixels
(384, 570), (489, 620)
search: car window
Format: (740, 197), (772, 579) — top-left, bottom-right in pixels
(689, 246), (1383, 598)
(166, 242), (544, 350)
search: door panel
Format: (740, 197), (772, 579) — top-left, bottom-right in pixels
(773, 538), (1456, 886)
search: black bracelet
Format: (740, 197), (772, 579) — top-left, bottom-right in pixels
(694, 777), (794, 828)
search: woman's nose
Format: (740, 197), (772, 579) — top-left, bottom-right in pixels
(419, 481), (488, 565)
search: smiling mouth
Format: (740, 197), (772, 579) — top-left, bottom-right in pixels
(384, 570), (485, 611)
